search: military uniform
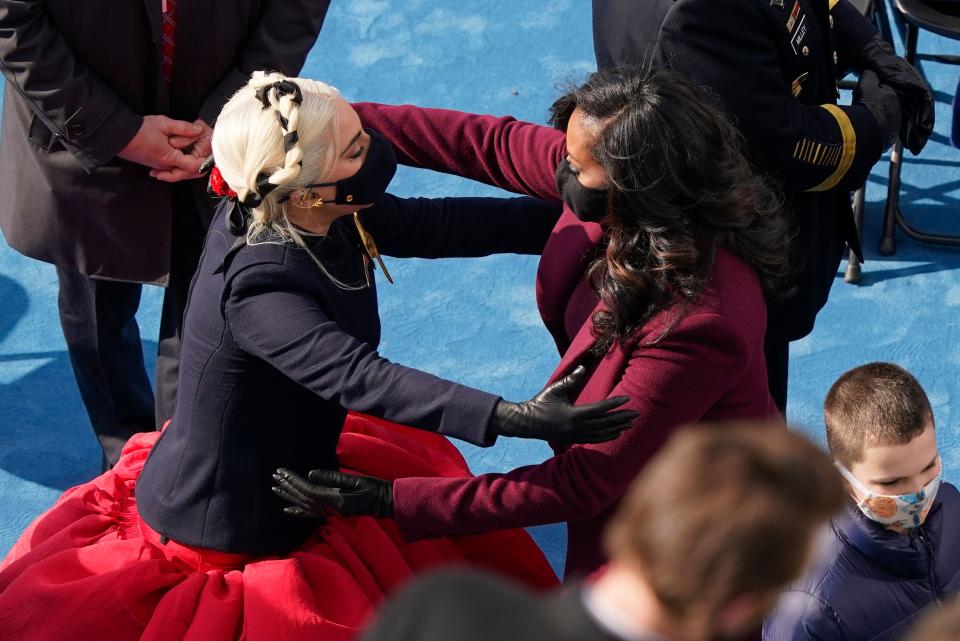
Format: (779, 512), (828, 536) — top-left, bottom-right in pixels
(595, 0), (885, 409)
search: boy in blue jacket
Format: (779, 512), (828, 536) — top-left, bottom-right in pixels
(764, 362), (960, 641)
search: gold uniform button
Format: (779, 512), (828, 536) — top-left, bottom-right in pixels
(833, 51), (839, 64)
(346, 195), (354, 202)
(802, 46), (810, 56)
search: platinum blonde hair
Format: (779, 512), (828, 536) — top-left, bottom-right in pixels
(212, 72), (366, 288)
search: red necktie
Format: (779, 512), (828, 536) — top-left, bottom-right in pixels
(161, 0), (177, 84)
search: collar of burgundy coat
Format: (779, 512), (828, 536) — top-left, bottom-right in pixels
(535, 207), (606, 360)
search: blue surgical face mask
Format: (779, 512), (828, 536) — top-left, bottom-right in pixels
(835, 459), (942, 529)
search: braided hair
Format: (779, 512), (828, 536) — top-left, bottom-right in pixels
(212, 71), (340, 219)
(211, 72), (368, 289)
(242, 73), (306, 205)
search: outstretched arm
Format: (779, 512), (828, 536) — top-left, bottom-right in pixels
(228, 263), (635, 448)
(226, 262), (501, 446)
(361, 195), (562, 259)
(390, 312), (762, 539)
(354, 102), (565, 202)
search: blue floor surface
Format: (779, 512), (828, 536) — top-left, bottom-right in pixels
(0, 1), (958, 579)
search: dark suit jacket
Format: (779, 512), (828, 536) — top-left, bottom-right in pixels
(0, 0), (330, 284)
(594, 0), (880, 340)
(353, 102), (780, 578)
(362, 571), (624, 641)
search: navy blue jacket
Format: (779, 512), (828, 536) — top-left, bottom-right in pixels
(764, 483), (960, 641)
(136, 194), (560, 555)
(596, 0), (882, 340)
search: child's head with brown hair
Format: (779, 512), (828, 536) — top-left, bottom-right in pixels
(825, 363), (941, 531)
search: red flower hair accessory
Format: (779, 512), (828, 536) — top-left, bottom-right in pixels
(208, 166), (238, 199)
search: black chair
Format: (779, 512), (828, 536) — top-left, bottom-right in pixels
(879, 0), (960, 256)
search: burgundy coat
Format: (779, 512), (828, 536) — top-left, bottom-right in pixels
(353, 103), (781, 577)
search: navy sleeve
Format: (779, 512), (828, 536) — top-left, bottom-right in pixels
(763, 590), (846, 641)
(657, 0), (883, 193)
(224, 262), (501, 447)
(359, 195), (561, 259)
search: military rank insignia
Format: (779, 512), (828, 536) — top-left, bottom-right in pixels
(793, 139), (843, 167)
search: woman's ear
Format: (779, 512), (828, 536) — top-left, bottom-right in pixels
(292, 189), (323, 209)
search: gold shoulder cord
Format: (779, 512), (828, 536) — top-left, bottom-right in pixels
(353, 212), (394, 285)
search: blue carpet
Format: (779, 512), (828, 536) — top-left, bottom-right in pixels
(0, 1), (958, 579)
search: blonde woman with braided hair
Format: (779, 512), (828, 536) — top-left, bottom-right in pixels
(0, 72), (637, 641)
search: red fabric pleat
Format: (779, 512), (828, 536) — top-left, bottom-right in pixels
(0, 413), (557, 640)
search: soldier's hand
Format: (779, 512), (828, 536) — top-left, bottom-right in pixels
(854, 70), (902, 152)
(859, 34), (934, 155)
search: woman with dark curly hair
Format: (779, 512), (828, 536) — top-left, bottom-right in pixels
(275, 67), (791, 579)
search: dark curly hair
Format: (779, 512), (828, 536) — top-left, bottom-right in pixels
(550, 67), (791, 353)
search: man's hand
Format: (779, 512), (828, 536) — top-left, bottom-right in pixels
(118, 115), (205, 182)
(153, 118), (214, 183)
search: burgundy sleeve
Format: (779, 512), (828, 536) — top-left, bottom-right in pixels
(391, 312), (755, 539)
(353, 102), (565, 203)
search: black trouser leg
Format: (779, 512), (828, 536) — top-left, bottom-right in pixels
(56, 266), (155, 469)
(154, 185), (209, 426)
(763, 333), (789, 415)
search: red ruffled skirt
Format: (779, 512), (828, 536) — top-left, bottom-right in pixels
(0, 413), (557, 641)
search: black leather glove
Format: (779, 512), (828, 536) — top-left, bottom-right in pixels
(272, 468), (393, 519)
(490, 365), (638, 444)
(858, 33), (934, 155)
(854, 70), (902, 152)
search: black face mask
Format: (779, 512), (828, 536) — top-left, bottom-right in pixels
(307, 128), (397, 206)
(554, 158), (609, 222)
